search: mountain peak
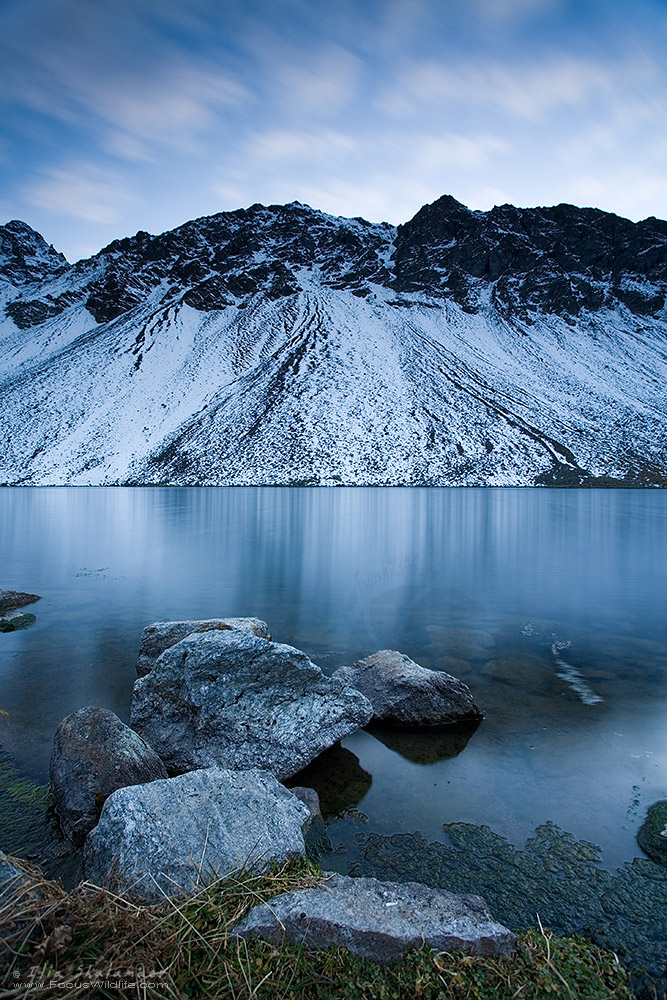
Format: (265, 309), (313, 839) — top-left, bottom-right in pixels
(0, 219), (70, 286)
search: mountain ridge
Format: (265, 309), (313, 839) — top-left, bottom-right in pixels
(1, 195), (666, 486)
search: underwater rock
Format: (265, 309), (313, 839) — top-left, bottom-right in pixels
(351, 821), (667, 1000)
(426, 626), (495, 660)
(0, 613), (36, 632)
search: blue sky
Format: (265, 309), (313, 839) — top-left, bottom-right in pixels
(2, 0), (667, 261)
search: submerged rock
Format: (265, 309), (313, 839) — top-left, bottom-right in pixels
(83, 767), (310, 902)
(0, 613), (36, 632)
(333, 649), (482, 726)
(50, 707), (168, 845)
(352, 821), (667, 1000)
(135, 616), (272, 676)
(130, 630), (373, 778)
(637, 801), (667, 868)
(234, 872), (516, 962)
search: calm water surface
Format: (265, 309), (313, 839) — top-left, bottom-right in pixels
(1, 487), (666, 871)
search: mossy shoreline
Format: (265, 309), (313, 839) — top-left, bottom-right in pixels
(1, 855), (636, 1000)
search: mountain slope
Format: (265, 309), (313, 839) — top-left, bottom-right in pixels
(1, 198), (666, 486)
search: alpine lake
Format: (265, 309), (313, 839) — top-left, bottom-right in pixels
(1, 486), (666, 987)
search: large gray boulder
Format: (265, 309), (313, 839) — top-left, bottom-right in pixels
(50, 707), (168, 845)
(333, 650), (482, 727)
(130, 630), (373, 778)
(83, 767), (310, 902)
(234, 873), (516, 962)
(136, 617), (271, 676)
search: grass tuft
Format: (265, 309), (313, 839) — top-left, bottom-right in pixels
(0, 855), (635, 999)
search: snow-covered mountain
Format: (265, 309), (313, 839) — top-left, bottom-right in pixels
(1, 196), (666, 486)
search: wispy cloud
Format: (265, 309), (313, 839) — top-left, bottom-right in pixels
(23, 163), (136, 224)
(381, 54), (613, 122)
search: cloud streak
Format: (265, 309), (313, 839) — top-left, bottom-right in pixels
(2, 0), (667, 259)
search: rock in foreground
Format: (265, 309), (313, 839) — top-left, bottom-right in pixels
(334, 650), (482, 726)
(136, 616), (272, 676)
(83, 767), (310, 902)
(130, 630), (373, 778)
(234, 873), (515, 962)
(50, 707), (167, 845)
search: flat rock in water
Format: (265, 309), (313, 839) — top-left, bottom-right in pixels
(136, 616), (272, 676)
(334, 650), (482, 726)
(50, 706), (168, 845)
(83, 767), (310, 902)
(637, 801), (667, 868)
(0, 590), (40, 614)
(234, 872), (516, 963)
(130, 630), (373, 778)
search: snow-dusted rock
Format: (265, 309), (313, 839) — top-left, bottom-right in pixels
(233, 873), (516, 962)
(50, 707), (167, 845)
(83, 768), (310, 902)
(130, 630), (373, 778)
(334, 650), (482, 726)
(136, 616), (271, 677)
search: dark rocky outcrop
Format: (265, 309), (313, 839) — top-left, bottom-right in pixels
(392, 195), (667, 318)
(0, 590), (40, 613)
(49, 707), (167, 845)
(0, 591), (40, 633)
(0, 221), (69, 287)
(135, 616), (271, 677)
(334, 649), (482, 726)
(83, 767), (310, 902)
(637, 801), (667, 868)
(130, 630), (373, 778)
(234, 873), (516, 962)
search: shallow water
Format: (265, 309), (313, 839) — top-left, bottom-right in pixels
(1, 486), (666, 872)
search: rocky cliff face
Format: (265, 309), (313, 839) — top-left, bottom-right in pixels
(1, 196), (666, 486)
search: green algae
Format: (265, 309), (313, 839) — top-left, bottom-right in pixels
(351, 821), (667, 999)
